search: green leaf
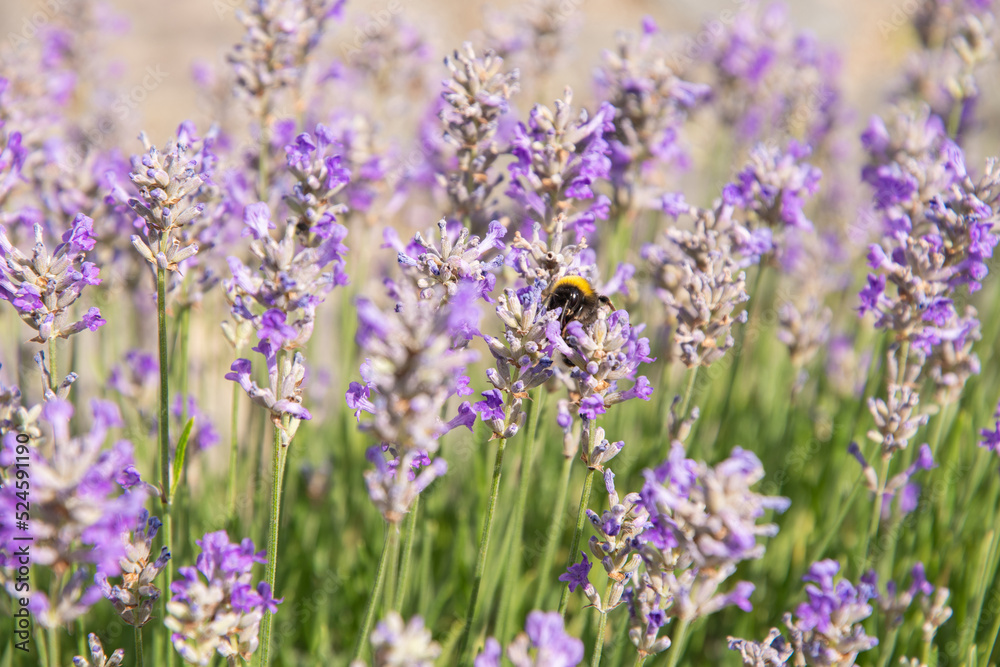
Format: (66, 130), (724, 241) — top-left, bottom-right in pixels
(171, 417), (195, 499)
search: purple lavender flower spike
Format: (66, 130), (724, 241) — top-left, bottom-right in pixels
(166, 531), (280, 664)
(96, 509), (172, 628)
(350, 281), (478, 522)
(438, 44), (519, 226)
(0, 400), (147, 628)
(0, 218), (105, 343)
(506, 610), (584, 667)
(637, 445), (789, 626)
(593, 19), (709, 209)
(780, 560), (878, 664)
(506, 88), (614, 240)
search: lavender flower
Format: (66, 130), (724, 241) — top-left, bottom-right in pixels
(127, 129), (209, 272)
(0, 128), (26, 207)
(366, 612), (442, 666)
(96, 509), (171, 627)
(644, 187), (770, 368)
(480, 0), (577, 81)
(225, 195), (348, 430)
(226, 200), (348, 349)
(350, 280), (479, 453)
(348, 281), (478, 521)
(866, 562), (935, 630)
(723, 141), (823, 256)
(394, 218), (506, 302)
(438, 44), (519, 225)
(921, 587), (953, 644)
(0, 372), (41, 440)
(903, 0), (997, 142)
(859, 107), (999, 391)
(574, 469), (646, 611)
(866, 348), (929, 458)
(0, 399), (146, 628)
(227, 0), (344, 114)
(727, 629), (793, 666)
(545, 302), (653, 429)
(72, 634), (125, 667)
(282, 124), (352, 239)
(507, 89), (615, 239)
(638, 445), (789, 622)
(594, 21), (709, 205)
(475, 280), (559, 439)
(784, 560), (879, 666)
(692, 1), (845, 150)
(505, 610), (585, 667)
(729, 560), (879, 667)
(624, 576), (671, 658)
(165, 531), (281, 665)
(559, 551), (596, 603)
(0, 216), (105, 342)
(979, 401), (1000, 466)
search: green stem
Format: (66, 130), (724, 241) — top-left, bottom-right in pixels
(352, 523), (397, 662)
(677, 366), (699, 422)
(226, 378), (241, 529)
(590, 582), (614, 667)
(156, 264), (174, 667)
(384, 521), (401, 616)
(498, 390), (545, 641)
(984, 594), (1000, 667)
(559, 466), (597, 616)
(861, 454), (891, 572)
(808, 474), (864, 564)
(668, 365), (699, 458)
(960, 524), (1000, 660)
(257, 416), (291, 667)
(47, 337), (58, 392)
(710, 265), (766, 449)
(394, 494), (419, 612)
(664, 618), (691, 667)
(533, 454), (574, 611)
(46, 626), (59, 667)
(632, 655), (647, 667)
(74, 618), (86, 657)
(135, 625), (144, 667)
(457, 435), (510, 662)
(877, 626), (899, 667)
(178, 306), (190, 420)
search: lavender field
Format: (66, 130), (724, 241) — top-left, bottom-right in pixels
(2, 0), (1000, 666)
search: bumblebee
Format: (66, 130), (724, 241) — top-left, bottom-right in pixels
(546, 276), (613, 329)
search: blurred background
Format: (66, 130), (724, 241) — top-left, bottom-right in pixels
(1, 0), (917, 142)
